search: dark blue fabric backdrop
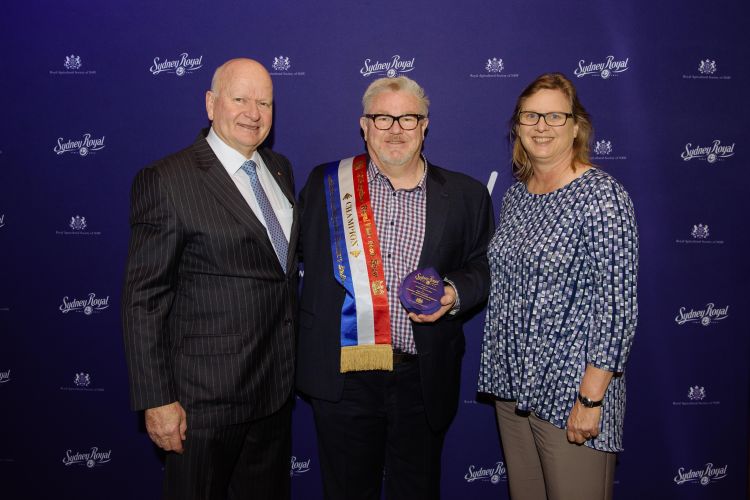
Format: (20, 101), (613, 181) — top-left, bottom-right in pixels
(1, 1), (748, 498)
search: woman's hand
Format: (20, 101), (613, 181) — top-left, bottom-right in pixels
(567, 364), (614, 444)
(566, 400), (602, 444)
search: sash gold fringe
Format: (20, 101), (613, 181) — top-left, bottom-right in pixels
(340, 344), (393, 373)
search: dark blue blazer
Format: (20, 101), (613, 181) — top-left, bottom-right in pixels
(296, 159), (493, 430)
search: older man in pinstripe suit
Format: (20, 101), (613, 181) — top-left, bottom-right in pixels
(122, 58), (298, 500)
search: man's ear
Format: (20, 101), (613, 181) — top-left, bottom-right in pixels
(206, 91), (215, 121)
(359, 116), (369, 139)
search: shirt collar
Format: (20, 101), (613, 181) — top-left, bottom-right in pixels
(367, 154), (428, 192)
(206, 127), (262, 176)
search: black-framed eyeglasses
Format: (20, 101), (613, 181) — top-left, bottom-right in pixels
(364, 113), (426, 131)
(518, 111), (574, 127)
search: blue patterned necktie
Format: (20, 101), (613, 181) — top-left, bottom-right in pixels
(240, 160), (288, 271)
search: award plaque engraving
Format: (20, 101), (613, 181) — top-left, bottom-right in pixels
(399, 267), (443, 315)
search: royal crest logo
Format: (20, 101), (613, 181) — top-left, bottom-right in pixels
(574, 55), (629, 79)
(676, 223), (722, 245)
(59, 293), (110, 316)
(691, 224), (709, 239)
(64, 55), (82, 70)
(470, 58), (518, 79)
(269, 56), (305, 76)
(486, 58), (504, 73)
(290, 456), (311, 477)
(673, 384), (719, 406)
(681, 140), (735, 163)
(360, 55), (415, 78)
(74, 372), (91, 388)
(61, 370), (104, 392)
(464, 462), (507, 485)
(62, 447), (112, 468)
(149, 52), (203, 77)
(57, 214), (101, 236)
(698, 59), (717, 75)
(54, 133), (106, 156)
(272, 56), (291, 72)
(69, 215), (87, 231)
(591, 138), (627, 160)
(683, 58), (730, 80)
(0, 370), (10, 384)
(687, 386), (706, 401)
(675, 303), (729, 326)
(594, 140), (613, 156)
(674, 463), (728, 486)
(50, 54), (95, 75)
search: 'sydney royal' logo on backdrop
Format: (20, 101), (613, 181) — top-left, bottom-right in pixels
(150, 52), (203, 76)
(674, 463), (728, 486)
(464, 462), (507, 484)
(59, 293), (110, 315)
(674, 303), (728, 326)
(290, 456), (311, 477)
(62, 447), (111, 468)
(574, 55), (629, 79)
(360, 55), (415, 78)
(54, 133), (105, 156)
(681, 140), (735, 163)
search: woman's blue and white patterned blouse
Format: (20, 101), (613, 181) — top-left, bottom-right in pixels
(478, 168), (638, 453)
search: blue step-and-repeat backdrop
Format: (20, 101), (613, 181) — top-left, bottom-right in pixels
(1, 1), (748, 498)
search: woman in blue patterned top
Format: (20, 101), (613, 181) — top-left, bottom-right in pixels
(478, 73), (638, 500)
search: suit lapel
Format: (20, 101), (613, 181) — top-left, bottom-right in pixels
(191, 136), (280, 267)
(418, 163), (449, 268)
(260, 150), (295, 204)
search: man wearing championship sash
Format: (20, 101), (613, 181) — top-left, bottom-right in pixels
(296, 76), (494, 499)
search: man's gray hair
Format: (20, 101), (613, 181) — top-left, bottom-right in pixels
(362, 76), (430, 115)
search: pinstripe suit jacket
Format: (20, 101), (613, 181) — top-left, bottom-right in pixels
(122, 132), (299, 429)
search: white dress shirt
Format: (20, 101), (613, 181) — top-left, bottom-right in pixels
(206, 128), (293, 242)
